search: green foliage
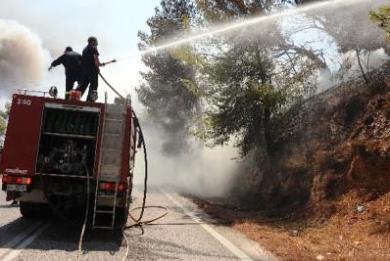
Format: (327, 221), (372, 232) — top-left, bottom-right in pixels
(204, 82), (286, 155)
(370, 6), (390, 42)
(308, 2), (385, 53)
(168, 46), (208, 97)
(0, 116), (6, 137)
(192, 39), (291, 156)
(195, 0), (315, 21)
(168, 46), (208, 73)
(137, 0), (201, 155)
(0, 103), (10, 145)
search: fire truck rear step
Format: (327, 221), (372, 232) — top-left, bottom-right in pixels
(97, 194), (116, 199)
(95, 210), (114, 214)
(92, 226), (115, 230)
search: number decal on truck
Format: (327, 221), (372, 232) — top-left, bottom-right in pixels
(17, 98), (32, 106)
(5, 168), (28, 174)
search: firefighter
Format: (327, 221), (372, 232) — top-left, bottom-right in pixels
(77, 36), (105, 102)
(49, 47), (83, 100)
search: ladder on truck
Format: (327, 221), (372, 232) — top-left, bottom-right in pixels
(92, 102), (126, 230)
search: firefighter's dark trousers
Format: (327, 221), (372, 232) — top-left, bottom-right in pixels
(77, 73), (98, 102)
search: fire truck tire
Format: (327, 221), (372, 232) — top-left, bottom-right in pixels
(20, 202), (52, 218)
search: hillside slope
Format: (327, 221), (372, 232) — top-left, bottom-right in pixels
(194, 64), (390, 260)
(232, 63), (390, 211)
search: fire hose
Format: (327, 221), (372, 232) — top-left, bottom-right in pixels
(99, 72), (168, 261)
(77, 164), (90, 260)
(39, 163), (91, 261)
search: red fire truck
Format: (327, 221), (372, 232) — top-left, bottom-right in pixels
(0, 90), (138, 230)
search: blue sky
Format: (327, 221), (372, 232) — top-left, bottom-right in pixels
(0, 0), (161, 104)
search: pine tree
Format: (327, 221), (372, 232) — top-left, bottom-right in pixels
(0, 103), (10, 146)
(371, 6), (390, 43)
(137, 0), (200, 155)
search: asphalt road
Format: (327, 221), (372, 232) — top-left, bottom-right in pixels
(0, 183), (278, 261)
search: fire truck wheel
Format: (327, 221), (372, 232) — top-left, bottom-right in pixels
(20, 202), (52, 218)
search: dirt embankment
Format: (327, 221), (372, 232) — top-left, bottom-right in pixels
(238, 75), (390, 211)
(194, 190), (390, 261)
(194, 68), (390, 260)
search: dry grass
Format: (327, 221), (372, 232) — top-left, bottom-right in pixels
(194, 191), (390, 261)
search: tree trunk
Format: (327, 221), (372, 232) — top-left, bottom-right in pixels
(355, 49), (369, 83)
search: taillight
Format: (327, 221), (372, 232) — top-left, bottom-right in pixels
(118, 182), (127, 192)
(2, 175), (13, 184)
(99, 182), (127, 192)
(16, 177), (23, 184)
(2, 175), (32, 185)
(23, 177), (32, 185)
(100, 182), (116, 191)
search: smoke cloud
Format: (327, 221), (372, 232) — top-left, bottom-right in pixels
(0, 19), (49, 97)
(134, 123), (239, 198)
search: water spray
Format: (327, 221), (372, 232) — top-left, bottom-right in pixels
(137, 0), (367, 56)
(111, 0), (369, 64)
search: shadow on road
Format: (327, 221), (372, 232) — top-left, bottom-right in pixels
(0, 204), (19, 209)
(0, 216), (123, 252)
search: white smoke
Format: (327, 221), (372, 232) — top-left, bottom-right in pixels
(340, 48), (388, 78)
(133, 122), (240, 198)
(147, 145), (239, 198)
(0, 19), (49, 98)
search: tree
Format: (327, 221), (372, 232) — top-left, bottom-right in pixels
(0, 103), (10, 146)
(305, 2), (388, 83)
(196, 0), (331, 73)
(204, 81), (286, 156)
(196, 0), (322, 21)
(137, 0), (201, 155)
(370, 5), (390, 43)
(0, 117), (6, 141)
(192, 33), (296, 156)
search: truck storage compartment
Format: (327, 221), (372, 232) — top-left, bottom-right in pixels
(36, 107), (100, 176)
